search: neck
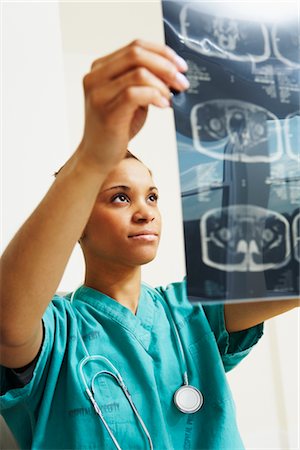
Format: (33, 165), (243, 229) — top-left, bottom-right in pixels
(84, 261), (141, 314)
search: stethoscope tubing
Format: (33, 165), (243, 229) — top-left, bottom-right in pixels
(154, 291), (190, 386)
(72, 285), (203, 450)
(79, 356), (154, 450)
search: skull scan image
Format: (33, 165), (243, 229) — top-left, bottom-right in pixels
(191, 100), (282, 163)
(211, 17), (239, 52)
(200, 205), (291, 272)
(179, 4), (270, 62)
(292, 213), (300, 262)
(284, 111), (300, 162)
(272, 21), (300, 68)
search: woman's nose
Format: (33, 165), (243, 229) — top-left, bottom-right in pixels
(132, 207), (155, 223)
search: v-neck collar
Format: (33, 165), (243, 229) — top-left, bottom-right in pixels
(135, 286), (157, 347)
(71, 284), (157, 351)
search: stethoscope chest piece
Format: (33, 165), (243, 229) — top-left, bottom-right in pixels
(173, 385), (203, 414)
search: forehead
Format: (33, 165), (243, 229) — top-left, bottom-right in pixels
(101, 158), (154, 190)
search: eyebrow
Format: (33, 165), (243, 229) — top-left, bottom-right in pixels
(102, 185), (158, 193)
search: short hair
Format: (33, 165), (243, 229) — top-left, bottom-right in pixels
(54, 149), (151, 177)
(125, 149), (139, 161)
(125, 150), (152, 176)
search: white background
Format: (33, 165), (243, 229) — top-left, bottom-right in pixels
(1, 2), (299, 449)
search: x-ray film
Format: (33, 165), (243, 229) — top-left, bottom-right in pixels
(162, 1), (300, 303)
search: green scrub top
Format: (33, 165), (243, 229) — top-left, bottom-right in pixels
(1, 280), (263, 449)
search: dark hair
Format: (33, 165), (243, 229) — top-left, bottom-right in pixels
(54, 149), (150, 178)
(125, 149), (139, 161)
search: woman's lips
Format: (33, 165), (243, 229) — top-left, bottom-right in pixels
(130, 235), (157, 241)
(128, 232), (159, 242)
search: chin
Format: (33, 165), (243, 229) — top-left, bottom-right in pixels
(129, 250), (158, 266)
(140, 255), (157, 266)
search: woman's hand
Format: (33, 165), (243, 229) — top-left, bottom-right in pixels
(78, 39), (189, 173)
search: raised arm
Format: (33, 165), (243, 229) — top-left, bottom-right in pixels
(224, 297), (299, 332)
(0, 40), (189, 368)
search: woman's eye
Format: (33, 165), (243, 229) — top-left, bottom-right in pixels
(148, 193), (158, 203)
(112, 194), (129, 203)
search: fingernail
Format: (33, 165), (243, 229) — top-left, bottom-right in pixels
(174, 55), (188, 72)
(167, 47), (188, 72)
(159, 97), (170, 108)
(175, 72), (190, 89)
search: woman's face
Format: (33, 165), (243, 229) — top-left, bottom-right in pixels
(81, 157), (162, 268)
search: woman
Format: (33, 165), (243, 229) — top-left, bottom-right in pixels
(0, 40), (298, 450)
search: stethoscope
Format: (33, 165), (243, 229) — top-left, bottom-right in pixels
(70, 285), (204, 450)
(154, 287), (204, 415)
(79, 355), (153, 450)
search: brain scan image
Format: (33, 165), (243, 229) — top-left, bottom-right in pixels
(200, 205), (291, 272)
(162, 0), (299, 301)
(272, 22), (300, 68)
(292, 213), (300, 262)
(179, 4), (270, 62)
(191, 100), (282, 162)
(284, 111), (300, 161)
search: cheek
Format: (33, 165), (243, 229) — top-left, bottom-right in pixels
(85, 208), (125, 238)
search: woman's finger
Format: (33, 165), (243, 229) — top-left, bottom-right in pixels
(91, 39), (188, 73)
(86, 41), (189, 92)
(88, 67), (172, 107)
(107, 86), (170, 118)
(89, 85), (170, 119)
